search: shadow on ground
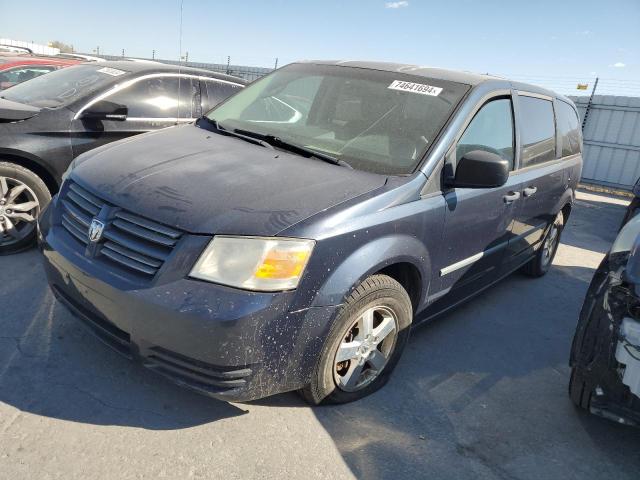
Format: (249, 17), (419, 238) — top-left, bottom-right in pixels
(1, 274), (246, 429)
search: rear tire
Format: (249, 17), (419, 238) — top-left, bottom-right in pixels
(521, 211), (564, 277)
(301, 274), (413, 405)
(0, 162), (51, 255)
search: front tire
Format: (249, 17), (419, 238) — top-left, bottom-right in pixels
(301, 274), (413, 405)
(0, 162), (51, 255)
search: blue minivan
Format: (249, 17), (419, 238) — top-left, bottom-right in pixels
(38, 61), (583, 404)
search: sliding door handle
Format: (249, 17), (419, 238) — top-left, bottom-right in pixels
(523, 186), (538, 197)
(503, 191), (521, 204)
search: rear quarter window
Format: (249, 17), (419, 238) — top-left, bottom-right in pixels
(518, 95), (556, 168)
(556, 100), (582, 156)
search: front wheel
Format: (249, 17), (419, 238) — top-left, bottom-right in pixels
(0, 162), (51, 255)
(301, 274), (413, 405)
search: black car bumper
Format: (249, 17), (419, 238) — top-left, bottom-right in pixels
(39, 215), (337, 402)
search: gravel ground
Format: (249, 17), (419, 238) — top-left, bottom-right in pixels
(1, 189), (639, 479)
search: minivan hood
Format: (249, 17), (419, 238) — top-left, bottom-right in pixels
(72, 124), (387, 236)
(0, 97), (40, 122)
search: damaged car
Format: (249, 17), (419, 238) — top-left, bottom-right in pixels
(38, 61), (582, 404)
(569, 214), (640, 425)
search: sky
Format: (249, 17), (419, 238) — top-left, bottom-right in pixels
(1, 0), (639, 94)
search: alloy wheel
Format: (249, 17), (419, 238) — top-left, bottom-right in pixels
(542, 220), (561, 267)
(333, 306), (398, 392)
(0, 176), (40, 247)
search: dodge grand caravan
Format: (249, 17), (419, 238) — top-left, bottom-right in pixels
(38, 61), (583, 404)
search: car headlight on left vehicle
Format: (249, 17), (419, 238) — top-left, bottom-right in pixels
(190, 236), (315, 291)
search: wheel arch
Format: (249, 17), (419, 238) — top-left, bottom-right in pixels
(0, 150), (59, 194)
(309, 234), (431, 315)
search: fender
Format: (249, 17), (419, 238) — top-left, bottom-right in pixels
(0, 147), (59, 187)
(309, 233), (432, 312)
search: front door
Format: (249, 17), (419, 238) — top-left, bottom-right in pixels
(426, 96), (519, 316)
(70, 75), (197, 158)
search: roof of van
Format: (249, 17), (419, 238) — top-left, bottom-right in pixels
(298, 60), (574, 105)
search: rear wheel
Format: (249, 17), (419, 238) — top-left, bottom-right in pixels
(0, 162), (51, 255)
(521, 211), (564, 277)
(301, 274), (413, 405)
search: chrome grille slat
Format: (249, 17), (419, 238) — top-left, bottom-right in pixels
(69, 182), (103, 209)
(112, 219), (178, 247)
(60, 180), (183, 279)
(115, 211), (181, 239)
(100, 248), (158, 275)
(102, 241), (163, 268)
(61, 199), (91, 227)
(66, 191), (100, 216)
(62, 214), (89, 244)
(102, 229), (170, 261)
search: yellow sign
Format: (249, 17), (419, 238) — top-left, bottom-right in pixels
(577, 84), (589, 90)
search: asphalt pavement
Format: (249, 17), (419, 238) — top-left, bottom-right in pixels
(1, 189), (639, 479)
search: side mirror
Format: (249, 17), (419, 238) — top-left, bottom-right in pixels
(450, 150), (509, 189)
(80, 100), (128, 121)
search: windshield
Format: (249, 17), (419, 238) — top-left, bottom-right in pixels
(0, 64), (128, 108)
(207, 63), (469, 175)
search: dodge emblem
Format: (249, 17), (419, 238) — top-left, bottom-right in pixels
(88, 219), (105, 243)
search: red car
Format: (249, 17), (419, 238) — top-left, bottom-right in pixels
(0, 53), (82, 90)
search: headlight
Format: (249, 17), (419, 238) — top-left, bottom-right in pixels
(190, 236), (315, 291)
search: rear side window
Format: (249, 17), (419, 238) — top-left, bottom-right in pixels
(518, 96), (556, 167)
(556, 101), (581, 156)
(457, 98), (514, 169)
(203, 80), (243, 112)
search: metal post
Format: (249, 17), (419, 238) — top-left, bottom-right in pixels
(185, 51), (189, 63)
(226, 56), (231, 75)
(122, 49), (125, 58)
(152, 49), (155, 59)
(581, 77), (599, 132)
(96, 46), (100, 56)
(274, 58), (278, 70)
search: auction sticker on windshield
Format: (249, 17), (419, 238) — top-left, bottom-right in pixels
(97, 67), (127, 77)
(388, 80), (442, 96)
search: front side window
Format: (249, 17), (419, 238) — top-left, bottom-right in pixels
(456, 98), (514, 169)
(107, 76), (187, 118)
(519, 95), (556, 167)
(206, 63), (470, 175)
(556, 100), (581, 156)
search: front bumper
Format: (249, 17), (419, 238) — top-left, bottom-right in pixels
(39, 205), (337, 402)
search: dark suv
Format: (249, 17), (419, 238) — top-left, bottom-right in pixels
(38, 61), (583, 404)
(0, 61), (245, 253)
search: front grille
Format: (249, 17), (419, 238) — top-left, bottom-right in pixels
(143, 346), (253, 394)
(60, 181), (183, 278)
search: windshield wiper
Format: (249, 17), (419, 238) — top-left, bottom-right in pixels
(197, 117), (274, 150)
(234, 128), (353, 169)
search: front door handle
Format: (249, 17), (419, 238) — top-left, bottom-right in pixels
(523, 186), (538, 197)
(503, 191), (521, 204)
